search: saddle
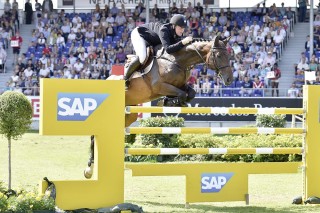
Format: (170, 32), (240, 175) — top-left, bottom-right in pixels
(127, 45), (164, 79)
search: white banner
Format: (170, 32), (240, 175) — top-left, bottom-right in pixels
(266, 71), (275, 79)
(10, 40), (19, 47)
(58, 0), (219, 9)
(305, 71), (316, 81)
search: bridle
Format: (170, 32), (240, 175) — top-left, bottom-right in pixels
(192, 42), (230, 78)
(209, 46), (230, 71)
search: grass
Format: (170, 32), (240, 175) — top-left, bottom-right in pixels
(0, 133), (319, 212)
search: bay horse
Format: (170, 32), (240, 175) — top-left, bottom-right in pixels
(124, 35), (233, 126)
(84, 35), (233, 178)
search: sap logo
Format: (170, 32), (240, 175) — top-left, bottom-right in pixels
(201, 173), (233, 193)
(57, 93), (109, 121)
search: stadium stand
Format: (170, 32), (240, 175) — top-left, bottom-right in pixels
(0, 1), (317, 97)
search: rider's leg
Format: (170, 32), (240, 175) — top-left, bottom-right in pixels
(131, 28), (147, 64)
(124, 28), (147, 87)
(124, 56), (141, 86)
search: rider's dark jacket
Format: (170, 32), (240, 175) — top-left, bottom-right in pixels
(137, 22), (185, 54)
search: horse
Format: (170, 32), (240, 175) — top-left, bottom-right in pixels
(83, 35), (233, 178)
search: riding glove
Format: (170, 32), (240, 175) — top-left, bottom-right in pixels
(182, 36), (193, 45)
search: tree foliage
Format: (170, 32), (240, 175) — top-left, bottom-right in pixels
(0, 91), (33, 140)
(0, 91), (33, 189)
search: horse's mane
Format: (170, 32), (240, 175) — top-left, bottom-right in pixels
(191, 38), (212, 43)
(186, 38), (212, 51)
(165, 38), (215, 61)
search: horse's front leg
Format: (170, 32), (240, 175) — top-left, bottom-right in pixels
(184, 84), (196, 102)
(157, 83), (188, 107)
(84, 135), (95, 179)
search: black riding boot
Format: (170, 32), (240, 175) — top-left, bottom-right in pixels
(124, 56), (141, 89)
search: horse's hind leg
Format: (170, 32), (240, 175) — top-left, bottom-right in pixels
(83, 114), (138, 180)
(125, 112), (138, 127)
(84, 135), (95, 179)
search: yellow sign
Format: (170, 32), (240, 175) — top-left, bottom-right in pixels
(40, 79), (125, 210)
(127, 162), (301, 204)
(39, 82), (320, 208)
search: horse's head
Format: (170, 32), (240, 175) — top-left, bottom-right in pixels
(207, 36), (233, 86)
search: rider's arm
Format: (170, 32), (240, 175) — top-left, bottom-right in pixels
(159, 26), (184, 54)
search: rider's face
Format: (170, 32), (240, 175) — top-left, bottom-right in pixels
(175, 26), (185, 37)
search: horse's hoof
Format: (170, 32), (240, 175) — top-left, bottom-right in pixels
(180, 102), (188, 107)
(84, 170), (93, 179)
(157, 99), (164, 107)
(84, 167), (93, 179)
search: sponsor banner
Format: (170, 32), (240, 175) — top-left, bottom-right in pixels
(57, 93), (109, 121)
(29, 96), (303, 122)
(201, 173), (234, 193)
(27, 96), (40, 121)
(57, 0), (219, 9)
(151, 98), (303, 121)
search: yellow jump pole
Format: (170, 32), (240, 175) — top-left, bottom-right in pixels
(126, 127), (304, 135)
(303, 85), (320, 200)
(125, 148), (303, 155)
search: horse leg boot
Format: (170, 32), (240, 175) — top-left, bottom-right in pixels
(185, 84), (196, 102)
(157, 83), (188, 107)
(124, 56), (141, 89)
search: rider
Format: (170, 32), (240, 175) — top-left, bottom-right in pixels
(124, 14), (193, 88)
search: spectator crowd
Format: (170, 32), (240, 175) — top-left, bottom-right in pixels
(291, 11), (320, 97)
(0, 0), (314, 97)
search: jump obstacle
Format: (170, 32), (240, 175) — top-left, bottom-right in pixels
(39, 79), (320, 209)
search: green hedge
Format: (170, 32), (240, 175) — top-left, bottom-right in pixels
(176, 134), (302, 162)
(135, 116), (184, 148)
(126, 116), (184, 162)
(126, 133), (302, 163)
(125, 116), (302, 163)
(256, 114), (286, 128)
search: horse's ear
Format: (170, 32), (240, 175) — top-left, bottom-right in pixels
(223, 36), (231, 46)
(214, 34), (220, 47)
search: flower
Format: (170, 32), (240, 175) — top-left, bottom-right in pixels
(0, 192), (8, 212)
(7, 190), (55, 212)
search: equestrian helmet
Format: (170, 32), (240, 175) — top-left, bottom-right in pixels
(170, 14), (187, 28)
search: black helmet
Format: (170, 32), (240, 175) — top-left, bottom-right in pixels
(170, 14), (187, 28)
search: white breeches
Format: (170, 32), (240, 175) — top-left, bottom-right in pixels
(131, 28), (147, 64)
